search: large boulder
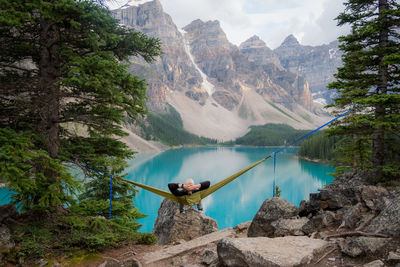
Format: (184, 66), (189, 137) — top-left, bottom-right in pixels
(270, 217), (311, 236)
(248, 197), (298, 237)
(299, 171), (370, 216)
(339, 237), (391, 257)
(217, 236), (328, 266)
(365, 191), (400, 237)
(361, 186), (389, 211)
(152, 199), (218, 245)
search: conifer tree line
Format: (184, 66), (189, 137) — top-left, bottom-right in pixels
(326, 0), (400, 180)
(0, 0), (161, 248)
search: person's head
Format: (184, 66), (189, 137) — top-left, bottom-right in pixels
(185, 178), (194, 194)
(185, 178), (194, 186)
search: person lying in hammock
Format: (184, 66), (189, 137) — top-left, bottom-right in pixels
(168, 178), (210, 213)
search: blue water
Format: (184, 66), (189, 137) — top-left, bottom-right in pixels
(124, 146), (334, 232)
(0, 146), (334, 233)
(0, 187), (13, 205)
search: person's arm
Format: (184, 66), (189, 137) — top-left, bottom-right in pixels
(191, 181), (210, 192)
(199, 181), (210, 189)
(168, 183), (187, 196)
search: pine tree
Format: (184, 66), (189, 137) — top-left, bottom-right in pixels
(0, 0), (161, 210)
(328, 0), (400, 180)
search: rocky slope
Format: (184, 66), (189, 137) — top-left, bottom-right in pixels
(274, 34), (342, 105)
(112, 0), (330, 142)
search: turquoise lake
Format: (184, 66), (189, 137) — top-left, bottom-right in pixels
(0, 146), (335, 233)
(125, 146), (334, 232)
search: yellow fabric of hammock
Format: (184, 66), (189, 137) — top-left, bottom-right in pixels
(117, 155), (271, 206)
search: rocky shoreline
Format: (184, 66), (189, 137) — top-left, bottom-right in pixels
(0, 183), (6, 188)
(146, 171), (400, 266)
(1, 171), (399, 266)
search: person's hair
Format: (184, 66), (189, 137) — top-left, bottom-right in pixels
(185, 178), (194, 185)
(185, 178), (194, 194)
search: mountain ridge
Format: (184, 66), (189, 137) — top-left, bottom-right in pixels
(112, 0), (334, 142)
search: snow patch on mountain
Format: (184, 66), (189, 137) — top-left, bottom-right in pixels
(181, 31), (215, 96)
(120, 0), (152, 9)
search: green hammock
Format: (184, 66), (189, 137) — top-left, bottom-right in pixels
(117, 155), (271, 206)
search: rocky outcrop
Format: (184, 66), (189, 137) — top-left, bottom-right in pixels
(274, 34), (342, 104)
(239, 35), (283, 69)
(113, 0), (206, 109)
(247, 197), (299, 237)
(339, 237), (391, 257)
(152, 199), (218, 245)
(239, 36), (313, 111)
(299, 171), (371, 216)
(217, 236), (328, 266)
(365, 190), (400, 237)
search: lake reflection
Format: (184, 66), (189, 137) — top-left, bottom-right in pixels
(125, 147), (334, 232)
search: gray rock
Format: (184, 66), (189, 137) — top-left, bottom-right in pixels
(39, 260), (48, 267)
(234, 221), (251, 232)
(248, 197), (298, 237)
(0, 225), (14, 250)
(321, 210), (339, 227)
(217, 236), (328, 266)
(339, 237), (390, 257)
(105, 261), (120, 267)
(361, 186), (389, 211)
(365, 192), (400, 237)
(388, 251), (400, 261)
(300, 172), (370, 217)
(153, 199), (218, 245)
(343, 203), (366, 229)
(270, 217), (310, 236)
(202, 249), (218, 265)
(123, 258), (142, 267)
(363, 259), (385, 267)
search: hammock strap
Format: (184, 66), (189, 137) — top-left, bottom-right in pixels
(199, 155), (272, 199)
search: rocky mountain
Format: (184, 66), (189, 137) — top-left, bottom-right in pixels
(274, 34), (342, 105)
(112, 0), (329, 141)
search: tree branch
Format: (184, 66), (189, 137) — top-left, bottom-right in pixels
(324, 231), (389, 240)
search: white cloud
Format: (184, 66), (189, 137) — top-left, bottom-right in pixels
(108, 0), (350, 49)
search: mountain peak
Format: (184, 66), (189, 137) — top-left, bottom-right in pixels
(239, 35), (268, 50)
(119, 0), (159, 9)
(281, 34), (300, 47)
(183, 19), (225, 39)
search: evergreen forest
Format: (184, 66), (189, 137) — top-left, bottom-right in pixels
(0, 0), (161, 262)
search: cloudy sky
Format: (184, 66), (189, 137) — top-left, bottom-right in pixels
(108, 0), (350, 49)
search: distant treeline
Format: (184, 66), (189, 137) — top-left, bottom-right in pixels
(297, 132), (341, 161)
(233, 124), (309, 146)
(138, 112), (342, 162)
(139, 105), (218, 146)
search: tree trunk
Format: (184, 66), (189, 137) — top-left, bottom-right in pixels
(372, 0), (389, 179)
(38, 19), (61, 158)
